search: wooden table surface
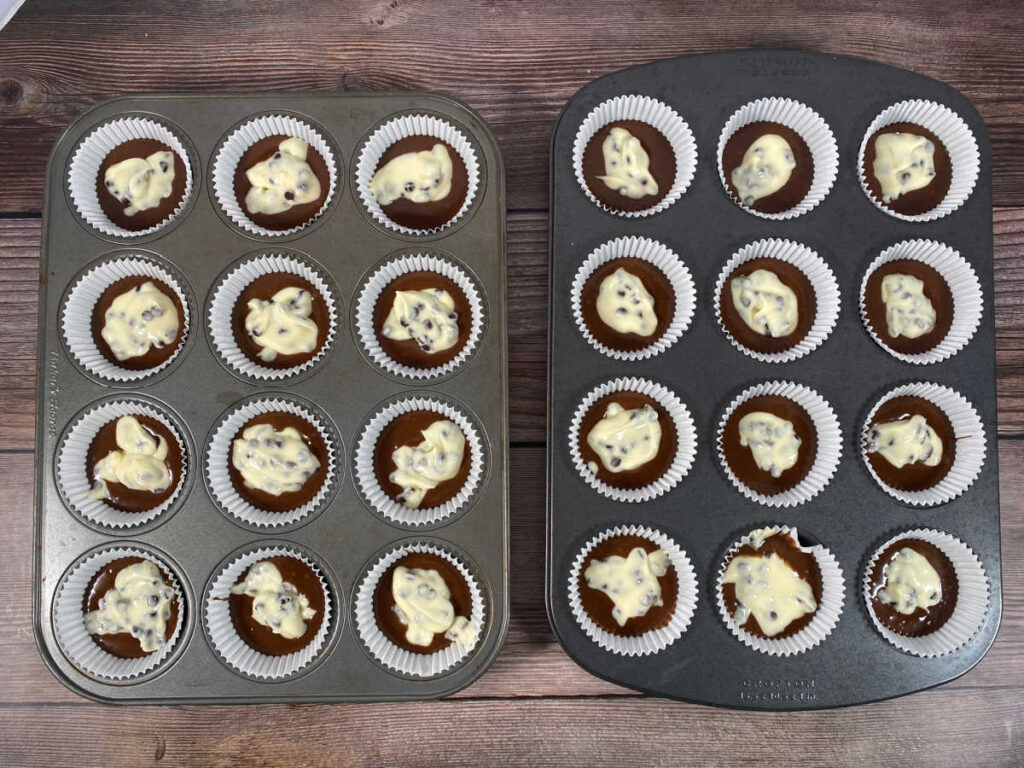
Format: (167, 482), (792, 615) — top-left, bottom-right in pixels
(1, 2), (1022, 765)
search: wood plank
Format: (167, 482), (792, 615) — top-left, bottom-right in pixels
(1, 0), (1024, 212)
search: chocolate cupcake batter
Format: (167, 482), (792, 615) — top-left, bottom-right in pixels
(233, 135), (329, 231)
(721, 122), (813, 214)
(862, 122), (951, 216)
(86, 414), (183, 513)
(83, 556), (180, 658)
(96, 139), (187, 231)
(722, 394), (817, 496)
(228, 410), (328, 512)
(91, 275), (185, 370)
(373, 409), (471, 509)
(373, 551), (473, 654)
(866, 395), (956, 492)
(579, 534), (678, 637)
(374, 270), (470, 369)
(581, 257), (675, 352)
(721, 530), (822, 640)
(863, 259), (953, 356)
(719, 257), (815, 354)
(578, 391), (676, 491)
(869, 538), (957, 637)
(228, 556), (325, 656)
(582, 120), (675, 213)
(232, 272), (329, 369)
(372, 136), (468, 230)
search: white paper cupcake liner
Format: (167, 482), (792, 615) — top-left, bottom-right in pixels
(354, 541), (486, 678)
(211, 114), (339, 237)
(572, 94), (697, 218)
(859, 239), (983, 364)
(570, 236), (696, 361)
(568, 525), (697, 656)
(353, 395), (486, 527)
(858, 99), (981, 222)
(717, 381), (842, 507)
(354, 252), (486, 380)
(716, 97), (839, 220)
(568, 377), (697, 503)
(860, 382), (986, 506)
(53, 545), (187, 681)
(862, 528), (989, 657)
(67, 117), (195, 238)
(205, 396), (340, 529)
(715, 526), (845, 656)
(205, 544), (334, 680)
(355, 113), (481, 235)
(207, 251), (339, 381)
(56, 397), (190, 531)
(61, 254), (192, 383)
(714, 238), (840, 363)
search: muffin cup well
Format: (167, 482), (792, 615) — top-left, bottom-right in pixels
(716, 381), (842, 507)
(568, 525), (697, 656)
(858, 99), (981, 222)
(860, 382), (986, 507)
(207, 251), (339, 381)
(355, 113), (481, 236)
(715, 526), (845, 657)
(716, 97), (839, 220)
(67, 117), (195, 238)
(714, 238), (840, 363)
(353, 541), (486, 678)
(572, 94), (697, 218)
(859, 239), (983, 364)
(53, 544), (187, 681)
(61, 254), (192, 383)
(211, 114), (339, 237)
(568, 377), (697, 503)
(204, 544), (334, 681)
(353, 394), (486, 528)
(571, 235), (696, 361)
(57, 397), (190, 531)
(862, 528), (989, 657)
(354, 252), (486, 381)
(205, 395), (340, 530)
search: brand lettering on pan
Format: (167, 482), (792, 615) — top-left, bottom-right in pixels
(47, 349), (61, 438)
(739, 678), (817, 703)
(739, 56), (813, 79)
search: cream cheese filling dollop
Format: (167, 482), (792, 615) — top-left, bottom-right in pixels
(598, 126), (659, 199)
(103, 150), (176, 216)
(586, 402), (661, 475)
(584, 546), (669, 627)
(231, 423), (321, 496)
(866, 413), (943, 469)
(244, 137), (322, 216)
(390, 420), (466, 509)
(381, 288), (460, 354)
(723, 549), (817, 637)
(874, 547), (943, 615)
(370, 143), (453, 206)
(880, 273), (936, 339)
(100, 280), (180, 362)
(84, 560), (175, 653)
(730, 134), (796, 206)
(730, 269), (799, 338)
(229, 560), (315, 639)
(391, 565), (478, 647)
(872, 132), (937, 203)
(737, 411), (801, 478)
(244, 286), (319, 362)
(88, 415), (172, 501)
(596, 267), (658, 336)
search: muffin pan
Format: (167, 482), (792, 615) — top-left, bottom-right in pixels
(34, 93), (508, 703)
(546, 51), (1000, 709)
